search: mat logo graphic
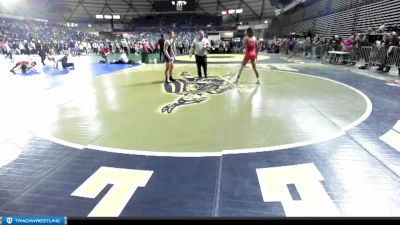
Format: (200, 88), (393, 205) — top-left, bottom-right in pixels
(71, 167), (153, 217)
(257, 163), (340, 216)
(162, 72), (241, 113)
(72, 163), (338, 217)
(379, 120), (400, 152)
(7, 217), (13, 224)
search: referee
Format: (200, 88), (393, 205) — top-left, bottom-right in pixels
(190, 30), (210, 78)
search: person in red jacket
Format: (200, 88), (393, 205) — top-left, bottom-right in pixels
(99, 47), (110, 63)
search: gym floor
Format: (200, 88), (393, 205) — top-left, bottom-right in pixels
(0, 53), (399, 217)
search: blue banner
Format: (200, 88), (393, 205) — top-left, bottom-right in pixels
(1, 217), (65, 225)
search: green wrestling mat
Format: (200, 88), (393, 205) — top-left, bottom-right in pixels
(29, 64), (369, 155)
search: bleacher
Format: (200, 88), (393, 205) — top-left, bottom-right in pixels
(163, 14), (191, 27)
(266, 0), (400, 38)
(133, 16), (161, 28)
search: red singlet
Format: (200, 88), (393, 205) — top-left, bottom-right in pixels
(243, 37), (257, 63)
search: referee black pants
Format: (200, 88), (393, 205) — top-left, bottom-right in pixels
(39, 51), (46, 65)
(195, 55), (207, 78)
(159, 50), (164, 63)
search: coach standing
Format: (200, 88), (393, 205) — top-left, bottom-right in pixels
(190, 30), (210, 78)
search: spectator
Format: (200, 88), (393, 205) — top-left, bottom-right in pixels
(286, 37), (295, 58)
(99, 47), (110, 63)
(2, 41), (13, 62)
(343, 36), (355, 52)
(111, 50), (131, 64)
(377, 32), (399, 73)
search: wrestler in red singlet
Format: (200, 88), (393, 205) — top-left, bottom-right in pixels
(235, 27), (260, 84)
(10, 60), (36, 74)
(243, 37), (257, 63)
(17, 61), (30, 66)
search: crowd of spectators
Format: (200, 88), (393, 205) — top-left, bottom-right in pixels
(265, 25), (400, 77)
(0, 17), (250, 65)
